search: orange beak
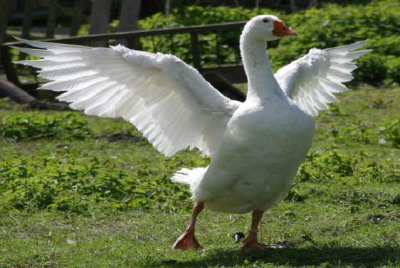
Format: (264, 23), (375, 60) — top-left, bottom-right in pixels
(272, 20), (297, 37)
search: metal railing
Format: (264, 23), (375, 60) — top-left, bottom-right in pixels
(1, 21), (247, 93)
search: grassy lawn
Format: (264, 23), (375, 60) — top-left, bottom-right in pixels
(0, 85), (399, 267)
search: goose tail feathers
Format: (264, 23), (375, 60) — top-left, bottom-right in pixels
(171, 167), (208, 197)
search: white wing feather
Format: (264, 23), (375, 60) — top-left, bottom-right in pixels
(14, 38), (240, 156)
(275, 40), (371, 116)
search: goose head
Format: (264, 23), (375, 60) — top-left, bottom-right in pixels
(242, 15), (297, 42)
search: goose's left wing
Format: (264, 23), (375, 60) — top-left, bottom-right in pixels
(275, 41), (370, 116)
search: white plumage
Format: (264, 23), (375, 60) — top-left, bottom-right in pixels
(13, 14), (369, 250)
(275, 41), (370, 116)
(15, 39), (239, 157)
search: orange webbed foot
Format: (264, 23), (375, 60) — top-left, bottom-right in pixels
(172, 231), (204, 251)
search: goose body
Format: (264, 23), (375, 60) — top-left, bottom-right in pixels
(14, 14), (369, 251)
(172, 16), (314, 214)
(197, 96), (314, 213)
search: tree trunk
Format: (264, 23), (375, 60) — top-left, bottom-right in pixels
(0, 0), (12, 44)
(22, 0), (36, 39)
(0, 79), (71, 110)
(46, 0), (58, 38)
(0, 79), (36, 104)
(89, 0), (113, 47)
(70, 0), (87, 36)
(117, 0), (142, 48)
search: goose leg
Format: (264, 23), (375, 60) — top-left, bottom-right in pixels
(241, 210), (267, 252)
(172, 201), (204, 251)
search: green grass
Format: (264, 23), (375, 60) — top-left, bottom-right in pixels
(0, 85), (399, 267)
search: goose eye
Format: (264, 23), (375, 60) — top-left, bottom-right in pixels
(262, 18), (270, 23)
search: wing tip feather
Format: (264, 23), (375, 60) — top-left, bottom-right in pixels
(326, 39), (370, 54)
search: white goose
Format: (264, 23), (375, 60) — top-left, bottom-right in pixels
(14, 15), (369, 251)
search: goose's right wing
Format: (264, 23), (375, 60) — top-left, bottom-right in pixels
(14, 38), (241, 156)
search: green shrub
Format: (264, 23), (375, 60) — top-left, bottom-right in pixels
(296, 149), (355, 182)
(354, 54), (387, 85)
(329, 123), (378, 145)
(137, 6), (271, 66)
(136, 0), (399, 84)
(385, 56), (400, 84)
(0, 112), (91, 141)
(0, 152), (195, 214)
(274, 0), (400, 83)
(380, 118), (400, 148)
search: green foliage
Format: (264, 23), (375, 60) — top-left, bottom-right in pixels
(0, 85), (399, 266)
(0, 148), (199, 214)
(329, 123), (379, 145)
(284, 188), (306, 202)
(296, 149), (354, 182)
(137, 0), (399, 84)
(380, 118), (400, 148)
(138, 6), (269, 66)
(268, 0), (400, 82)
(0, 112), (90, 141)
(0, 86), (399, 215)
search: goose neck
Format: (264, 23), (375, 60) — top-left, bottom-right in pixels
(240, 36), (283, 101)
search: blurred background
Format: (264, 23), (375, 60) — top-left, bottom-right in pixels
(0, 0), (399, 98)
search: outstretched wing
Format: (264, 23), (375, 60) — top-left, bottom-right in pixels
(275, 40), (370, 116)
(14, 38), (240, 156)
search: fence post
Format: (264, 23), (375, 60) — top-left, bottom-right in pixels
(190, 32), (202, 71)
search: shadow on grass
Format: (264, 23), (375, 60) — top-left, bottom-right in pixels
(156, 246), (399, 267)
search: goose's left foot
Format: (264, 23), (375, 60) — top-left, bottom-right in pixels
(172, 201), (204, 251)
(172, 230), (203, 251)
